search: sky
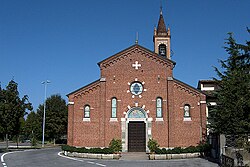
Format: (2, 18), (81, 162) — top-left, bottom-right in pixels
(0, 0), (249, 111)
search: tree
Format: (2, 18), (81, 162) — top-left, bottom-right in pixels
(210, 29), (250, 135)
(23, 111), (41, 144)
(36, 94), (67, 143)
(0, 80), (32, 149)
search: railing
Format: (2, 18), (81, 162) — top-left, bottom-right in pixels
(221, 154), (234, 167)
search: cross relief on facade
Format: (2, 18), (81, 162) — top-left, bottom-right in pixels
(132, 61), (141, 70)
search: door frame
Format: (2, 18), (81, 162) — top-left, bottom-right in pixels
(121, 107), (153, 152)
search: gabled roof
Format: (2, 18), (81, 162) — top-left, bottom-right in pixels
(67, 79), (100, 97)
(174, 78), (206, 96)
(98, 44), (176, 67)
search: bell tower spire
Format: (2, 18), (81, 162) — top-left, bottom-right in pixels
(153, 8), (171, 59)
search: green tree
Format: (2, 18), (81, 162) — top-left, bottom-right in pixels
(37, 94), (67, 143)
(23, 111), (41, 144)
(210, 29), (250, 135)
(0, 80), (32, 149)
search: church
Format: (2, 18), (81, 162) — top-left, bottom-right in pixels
(67, 10), (207, 152)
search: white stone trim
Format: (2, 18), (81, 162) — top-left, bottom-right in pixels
(109, 118), (118, 122)
(200, 101), (206, 104)
(121, 118), (126, 121)
(167, 77), (173, 81)
(83, 118), (90, 122)
(183, 117), (192, 121)
(156, 118), (164, 121)
(68, 101), (74, 105)
(100, 77), (106, 81)
(148, 129), (152, 135)
(148, 117), (153, 121)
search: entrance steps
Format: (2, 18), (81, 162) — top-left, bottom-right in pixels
(120, 152), (148, 161)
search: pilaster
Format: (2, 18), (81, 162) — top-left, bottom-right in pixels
(99, 78), (106, 146)
(167, 77), (174, 148)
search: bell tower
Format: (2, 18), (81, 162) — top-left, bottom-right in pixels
(153, 9), (171, 59)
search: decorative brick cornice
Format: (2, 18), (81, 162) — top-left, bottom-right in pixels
(74, 83), (100, 98)
(173, 79), (202, 97)
(67, 80), (101, 98)
(98, 45), (175, 70)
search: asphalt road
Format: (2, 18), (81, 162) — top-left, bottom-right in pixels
(1, 147), (219, 167)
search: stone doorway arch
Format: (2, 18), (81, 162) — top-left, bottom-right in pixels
(121, 107), (152, 152)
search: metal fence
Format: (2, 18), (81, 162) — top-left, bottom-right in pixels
(221, 154), (234, 167)
(221, 134), (250, 167)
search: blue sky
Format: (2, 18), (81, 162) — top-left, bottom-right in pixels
(0, 0), (249, 111)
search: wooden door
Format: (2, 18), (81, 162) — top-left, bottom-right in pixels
(128, 121), (146, 152)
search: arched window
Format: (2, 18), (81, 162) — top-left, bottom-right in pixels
(156, 97), (163, 118)
(158, 44), (166, 56)
(184, 104), (191, 117)
(84, 105), (90, 118)
(111, 97), (117, 118)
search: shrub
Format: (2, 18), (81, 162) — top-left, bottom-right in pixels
(183, 146), (199, 153)
(148, 138), (159, 153)
(155, 147), (163, 154)
(109, 138), (122, 153)
(102, 147), (113, 154)
(61, 145), (113, 154)
(170, 147), (182, 154)
(153, 144), (210, 154)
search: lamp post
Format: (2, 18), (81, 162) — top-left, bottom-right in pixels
(41, 80), (50, 147)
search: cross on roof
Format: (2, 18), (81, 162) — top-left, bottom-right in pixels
(132, 61), (141, 70)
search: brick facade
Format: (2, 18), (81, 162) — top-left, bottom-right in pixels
(67, 12), (206, 152)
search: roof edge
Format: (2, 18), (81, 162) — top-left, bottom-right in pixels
(66, 79), (100, 97)
(173, 78), (206, 96)
(97, 44), (176, 67)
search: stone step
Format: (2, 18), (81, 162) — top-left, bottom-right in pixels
(120, 152), (148, 160)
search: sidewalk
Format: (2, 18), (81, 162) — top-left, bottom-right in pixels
(120, 152), (148, 160)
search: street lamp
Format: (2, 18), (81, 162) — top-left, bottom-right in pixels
(41, 80), (50, 147)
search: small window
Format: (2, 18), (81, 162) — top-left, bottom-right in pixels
(159, 44), (166, 56)
(84, 105), (90, 118)
(184, 104), (191, 117)
(111, 97), (117, 118)
(156, 97), (163, 118)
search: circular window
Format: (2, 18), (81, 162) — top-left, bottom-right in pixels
(130, 82), (143, 95)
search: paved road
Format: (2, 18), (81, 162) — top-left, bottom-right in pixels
(1, 147), (219, 167)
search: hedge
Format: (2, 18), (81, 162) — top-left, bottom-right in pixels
(155, 143), (211, 154)
(61, 145), (114, 154)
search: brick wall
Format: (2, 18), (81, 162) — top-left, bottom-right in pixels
(67, 45), (206, 149)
